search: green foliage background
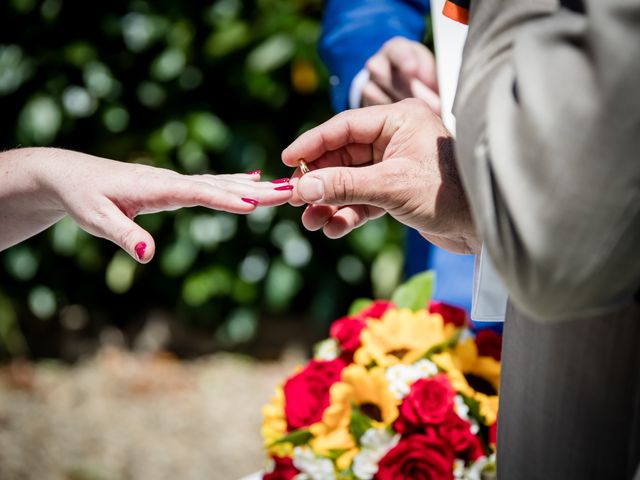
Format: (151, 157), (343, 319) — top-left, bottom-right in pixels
(0, 0), (405, 360)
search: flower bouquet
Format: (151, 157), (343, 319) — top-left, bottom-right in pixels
(261, 272), (502, 480)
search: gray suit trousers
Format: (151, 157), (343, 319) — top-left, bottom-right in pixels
(498, 299), (640, 479)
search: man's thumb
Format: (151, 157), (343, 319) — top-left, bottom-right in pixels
(297, 164), (387, 207)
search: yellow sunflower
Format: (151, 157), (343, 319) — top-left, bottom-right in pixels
(309, 365), (398, 455)
(432, 338), (501, 425)
(261, 387), (292, 456)
(354, 308), (456, 367)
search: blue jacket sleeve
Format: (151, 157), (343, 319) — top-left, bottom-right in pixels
(319, 0), (430, 112)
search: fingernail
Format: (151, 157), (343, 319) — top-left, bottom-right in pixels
(135, 242), (146, 260)
(274, 185), (294, 191)
(299, 176), (323, 202)
(246, 170), (262, 175)
(242, 197), (259, 206)
(271, 178), (290, 184)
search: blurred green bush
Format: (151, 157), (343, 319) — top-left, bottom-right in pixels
(0, 0), (405, 359)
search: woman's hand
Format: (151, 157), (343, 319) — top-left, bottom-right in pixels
(0, 148), (293, 262)
(282, 99), (479, 254)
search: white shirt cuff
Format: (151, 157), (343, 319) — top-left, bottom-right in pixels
(348, 68), (370, 110)
(471, 245), (508, 322)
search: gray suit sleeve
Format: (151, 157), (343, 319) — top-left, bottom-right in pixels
(453, 0), (640, 321)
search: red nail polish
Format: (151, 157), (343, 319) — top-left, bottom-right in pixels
(274, 185), (294, 191)
(246, 170), (262, 175)
(135, 242), (146, 260)
(242, 197), (259, 206)
(271, 178), (290, 184)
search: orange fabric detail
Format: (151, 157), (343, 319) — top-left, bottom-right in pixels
(442, 1), (469, 25)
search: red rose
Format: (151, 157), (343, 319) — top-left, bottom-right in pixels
(358, 300), (393, 320)
(395, 375), (455, 433)
(429, 301), (468, 328)
(475, 329), (503, 361)
(330, 316), (366, 353)
(283, 358), (346, 430)
(467, 435), (486, 462)
(439, 411), (476, 453)
(330, 301), (393, 353)
(377, 434), (455, 480)
(263, 456), (299, 480)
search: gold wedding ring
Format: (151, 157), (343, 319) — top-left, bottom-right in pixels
(299, 158), (310, 175)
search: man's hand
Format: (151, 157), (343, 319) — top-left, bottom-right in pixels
(282, 99), (480, 254)
(362, 37), (441, 114)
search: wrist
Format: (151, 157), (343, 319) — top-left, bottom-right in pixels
(7, 147), (67, 215)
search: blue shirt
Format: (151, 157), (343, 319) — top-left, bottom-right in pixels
(320, 0), (479, 315)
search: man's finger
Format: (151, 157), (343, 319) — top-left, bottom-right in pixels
(410, 79), (442, 115)
(384, 38), (419, 77)
(282, 105), (396, 168)
(301, 204), (338, 231)
(367, 51), (412, 101)
(323, 204), (386, 239)
(296, 163), (394, 208)
(409, 43), (439, 92)
(361, 81), (394, 106)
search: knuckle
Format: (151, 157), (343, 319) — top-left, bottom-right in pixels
(383, 36), (404, 50)
(398, 97), (429, 114)
(365, 56), (383, 75)
(84, 204), (111, 236)
(330, 169), (356, 204)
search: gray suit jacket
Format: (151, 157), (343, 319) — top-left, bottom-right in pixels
(453, 0), (640, 322)
(452, 1), (640, 477)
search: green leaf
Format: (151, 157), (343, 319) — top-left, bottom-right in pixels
(348, 298), (373, 316)
(349, 404), (373, 446)
(391, 271), (436, 311)
(268, 428), (313, 448)
(326, 449), (349, 461)
(460, 393), (486, 425)
(422, 329), (462, 359)
(337, 470), (358, 480)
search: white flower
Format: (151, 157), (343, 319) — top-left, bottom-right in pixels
(352, 428), (400, 480)
(293, 447), (336, 480)
(314, 338), (340, 361)
(454, 459), (466, 479)
(454, 395), (470, 420)
(352, 450), (380, 480)
(385, 359), (438, 400)
(359, 428), (399, 451)
(461, 455), (491, 480)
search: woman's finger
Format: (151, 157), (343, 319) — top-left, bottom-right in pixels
(190, 177), (294, 207)
(134, 175), (292, 214)
(77, 201), (156, 263)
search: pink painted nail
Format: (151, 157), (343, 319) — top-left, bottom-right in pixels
(241, 197), (259, 206)
(274, 185), (294, 191)
(135, 242), (146, 260)
(246, 170), (262, 175)
(271, 178), (290, 184)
